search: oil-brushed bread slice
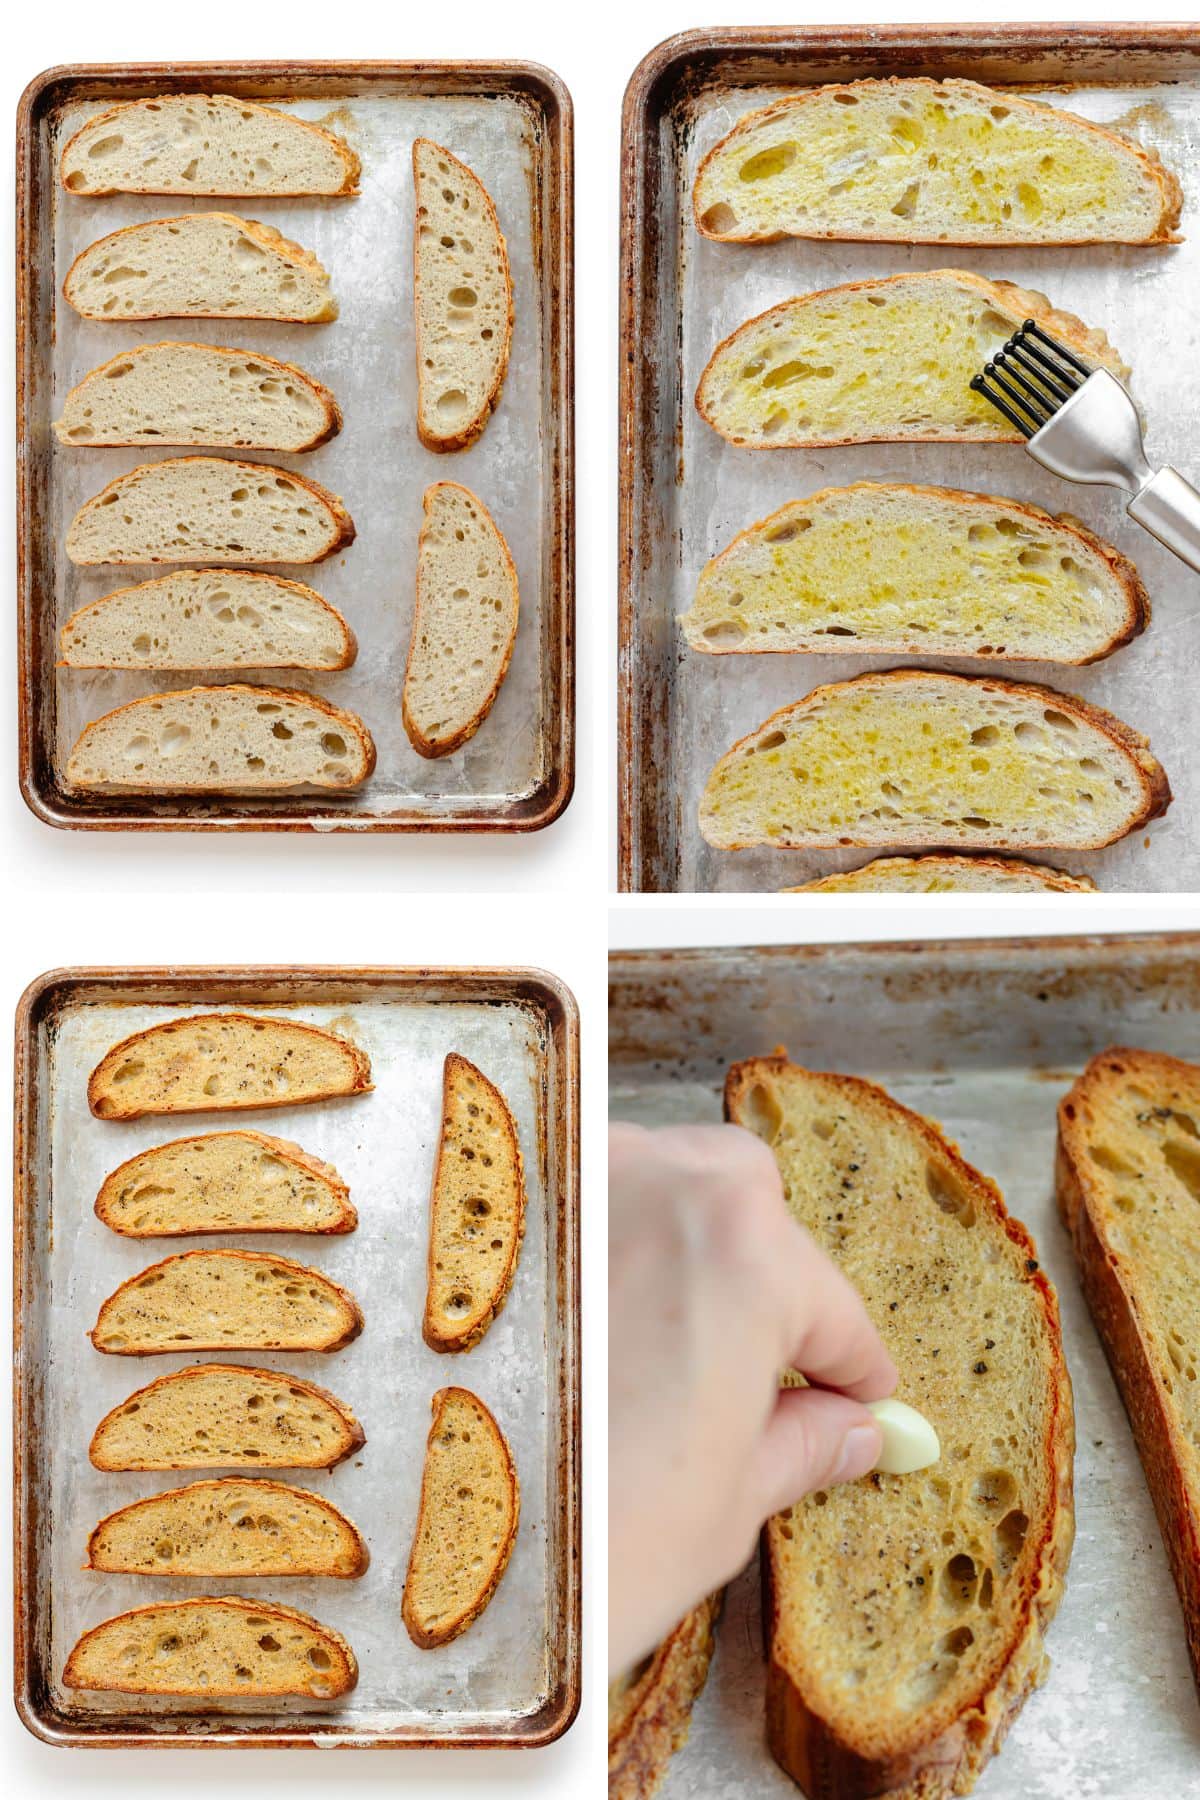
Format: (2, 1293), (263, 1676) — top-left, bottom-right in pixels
(694, 77), (1182, 245)
(726, 1055), (1074, 1800)
(90, 1249), (363, 1355)
(63, 1597), (357, 1697)
(681, 483), (1148, 664)
(86, 1478), (369, 1578)
(422, 1054), (526, 1353)
(700, 670), (1170, 853)
(413, 139), (513, 451)
(95, 1130), (356, 1236)
(696, 270), (1127, 449)
(608, 1597), (721, 1800)
(787, 855), (1097, 893)
(403, 482), (519, 758)
(66, 457), (354, 566)
(64, 213), (336, 322)
(54, 342), (342, 451)
(402, 1387), (519, 1647)
(67, 685), (375, 795)
(90, 1364), (364, 1471)
(88, 1010), (372, 1120)
(61, 93), (360, 197)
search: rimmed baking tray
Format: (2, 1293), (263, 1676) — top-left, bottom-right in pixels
(18, 61), (573, 832)
(609, 932), (1200, 1795)
(619, 26), (1200, 890)
(14, 964), (579, 1747)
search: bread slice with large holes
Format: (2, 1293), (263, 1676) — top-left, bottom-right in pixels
(64, 213), (336, 322)
(699, 670), (1170, 854)
(86, 1478), (369, 1577)
(787, 855), (1097, 893)
(63, 1597), (357, 1697)
(726, 1054), (1074, 1800)
(422, 1053), (526, 1353)
(95, 1130), (356, 1237)
(413, 139), (512, 451)
(402, 1386), (519, 1647)
(403, 482), (519, 758)
(1057, 1048), (1200, 1698)
(608, 1596), (721, 1800)
(89, 1363), (365, 1471)
(90, 1249), (363, 1354)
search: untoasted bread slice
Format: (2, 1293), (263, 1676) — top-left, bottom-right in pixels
(88, 1011), (372, 1120)
(64, 213), (336, 322)
(95, 1130), (356, 1237)
(63, 1597), (357, 1697)
(90, 1249), (363, 1355)
(402, 1387), (519, 1647)
(86, 1477), (369, 1578)
(787, 855), (1097, 893)
(608, 1596), (721, 1800)
(89, 1363), (364, 1471)
(726, 1055), (1074, 1799)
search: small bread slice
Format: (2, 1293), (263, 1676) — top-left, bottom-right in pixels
(95, 1130), (356, 1237)
(413, 139), (513, 451)
(88, 1010), (372, 1120)
(403, 483), (519, 758)
(1057, 1048), (1200, 1694)
(55, 342), (342, 451)
(681, 483), (1148, 664)
(61, 93), (359, 197)
(695, 270), (1127, 449)
(422, 1054), (526, 1353)
(90, 1363), (364, 1471)
(608, 1597), (721, 1800)
(787, 855), (1097, 893)
(694, 78), (1182, 245)
(402, 1387), (519, 1647)
(64, 214), (336, 322)
(726, 1055), (1074, 1799)
(90, 1249), (363, 1355)
(86, 1478), (369, 1578)
(700, 670), (1170, 853)
(63, 1597), (357, 1697)
(66, 457), (354, 566)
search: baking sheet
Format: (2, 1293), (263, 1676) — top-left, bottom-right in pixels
(608, 936), (1200, 1798)
(620, 30), (1200, 890)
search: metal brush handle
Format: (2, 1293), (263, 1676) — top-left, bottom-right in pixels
(1128, 468), (1200, 576)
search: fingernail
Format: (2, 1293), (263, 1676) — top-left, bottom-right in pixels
(832, 1424), (881, 1484)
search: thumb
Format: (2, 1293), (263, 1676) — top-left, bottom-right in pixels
(753, 1388), (883, 1520)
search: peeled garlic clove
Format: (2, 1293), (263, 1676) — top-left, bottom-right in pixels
(867, 1397), (941, 1475)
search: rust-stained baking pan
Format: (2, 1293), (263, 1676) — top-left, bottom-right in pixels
(619, 26), (1200, 890)
(18, 62), (573, 832)
(15, 965), (579, 1747)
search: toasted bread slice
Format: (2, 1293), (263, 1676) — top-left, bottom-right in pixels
(694, 78), (1182, 245)
(422, 1054), (526, 1353)
(63, 1597), (357, 1697)
(64, 213), (336, 322)
(787, 855), (1097, 893)
(608, 1596), (721, 1800)
(90, 1249), (363, 1355)
(88, 1011), (372, 1120)
(402, 1387), (519, 1647)
(700, 670), (1170, 853)
(95, 1130), (356, 1237)
(86, 1477), (368, 1578)
(726, 1055), (1074, 1799)
(89, 1363), (364, 1471)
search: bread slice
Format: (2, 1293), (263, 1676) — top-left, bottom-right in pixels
(60, 570), (356, 671)
(413, 139), (513, 452)
(787, 855), (1097, 894)
(422, 1053), (526, 1353)
(95, 1129), (356, 1237)
(66, 457), (354, 566)
(88, 1010), (372, 1120)
(695, 270), (1127, 449)
(725, 1055), (1074, 1799)
(86, 1478), (369, 1578)
(89, 1363), (365, 1471)
(402, 1387), (519, 1647)
(63, 1597), (357, 1697)
(61, 93), (360, 197)
(699, 669), (1170, 853)
(1057, 1048), (1200, 1696)
(64, 214), (336, 322)
(403, 483), (519, 758)
(680, 483), (1148, 664)
(55, 342), (342, 451)
(90, 1249), (363, 1355)
(608, 1597), (721, 1800)
(694, 77), (1182, 246)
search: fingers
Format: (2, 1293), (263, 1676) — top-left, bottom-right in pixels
(753, 1386), (884, 1520)
(773, 1224), (898, 1402)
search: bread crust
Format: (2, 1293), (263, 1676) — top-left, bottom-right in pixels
(63, 1596), (358, 1697)
(94, 1128), (357, 1235)
(89, 1247), (364, 1354)
(785, 854), (1098, 893)
(608, 1595), (721, 1800)
(64, 213), (337, 322)
(85, 1477), (370, 1577)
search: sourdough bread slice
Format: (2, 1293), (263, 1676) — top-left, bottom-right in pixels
(402, 1387), (519, 1647)
(787, 855), (1097, 893)
(694, 78), (1182, 245)
(422, 1053), (526, 1353)
(95, 1130), (356, 1236)
(86, 1478), (369, 1577)
(90, 1249), (363, 1354)
(90, 1363), (364, 1470)
(681, 484), (1148, 664)
(695, 270), (1127, 449)
(413, 139), (513, 451)
(63, 1597), (357, 1697)
(64, 214), (336, 322)
(403, 483), (519, 758)
(88, 1011), (372, 1120)
(61, 93), (360, 197)
(699, 670), (1170, 853)
(726, 1055), (1074, 1800)
(608, 1596), (721, 1800)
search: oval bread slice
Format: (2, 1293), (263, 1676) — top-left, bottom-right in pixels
(787, 855), (1097, 893)
(95, 1130), (356, 1236)
(86, 1478), (369, 1577)
(699, 670), (1170, 853)
(608, 1596), (721, 1800)
(63, 1596), (357, 1697)
(90, 1249), (363, 1355)
(90, 1363), (365, 1471)
(64, 213), (336, 322)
